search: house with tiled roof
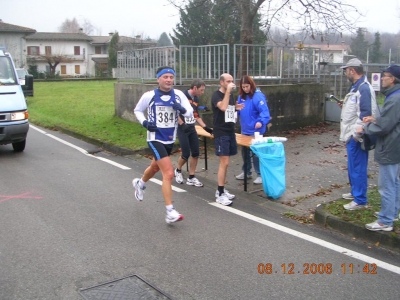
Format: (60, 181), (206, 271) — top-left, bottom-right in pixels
(25, 31), (93, 77)
(0, 20), (157, 77)
(0, 20), (36, 68)
(306, 42), (350, 64)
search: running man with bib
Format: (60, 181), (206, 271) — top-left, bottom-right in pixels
(132, 66), (193, 224)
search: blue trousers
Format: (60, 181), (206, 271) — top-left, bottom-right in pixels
(346, 139), (368, 205)
(377, 163), (400, 226)
(241, 146), (260, 175)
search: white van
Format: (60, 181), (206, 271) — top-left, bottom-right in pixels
(0, 49), (29, 152)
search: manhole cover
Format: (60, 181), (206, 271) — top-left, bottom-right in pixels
(79, 274), (172, 300)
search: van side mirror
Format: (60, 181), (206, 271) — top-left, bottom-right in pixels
(23, 74), (34, 97)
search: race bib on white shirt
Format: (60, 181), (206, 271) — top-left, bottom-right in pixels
(225, 105), (236, 123)
(184, 116), (196, 124)
(156, 106), (176, 128)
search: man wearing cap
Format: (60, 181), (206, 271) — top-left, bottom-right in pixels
(358, 64), (400, 231)
(339, 58), (377, 210)
(132, 66), (193, 224)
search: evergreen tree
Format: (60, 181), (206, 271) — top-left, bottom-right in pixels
(157, 32), (173, 47)
(370, 32), (382, 63)
(350, 28), (369, 61)
(108, 32), (119, 76)
(170, 0), (266, 47)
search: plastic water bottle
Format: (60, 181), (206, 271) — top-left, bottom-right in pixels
(251, 136), (287, 145)
(264, 137), (287, 143)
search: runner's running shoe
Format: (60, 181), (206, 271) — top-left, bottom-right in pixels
(174, 168), (184, 184)
(186, 177), (203, 187)
(166, 209), (184, 224)
(132, 178), (145, 201)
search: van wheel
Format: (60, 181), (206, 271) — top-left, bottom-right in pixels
(12, 140), (26, 152)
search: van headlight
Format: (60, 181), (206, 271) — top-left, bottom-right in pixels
(11, 111), (28, 121)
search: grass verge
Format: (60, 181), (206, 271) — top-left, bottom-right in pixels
(27, 81), (148, 150)
(325, 187), (400, 233)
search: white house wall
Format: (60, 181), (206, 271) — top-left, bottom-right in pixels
(0, 33), (28, 68)
(26, 40), (89, 76)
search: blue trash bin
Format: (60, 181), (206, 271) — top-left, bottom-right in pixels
(250, 142), (286, 199)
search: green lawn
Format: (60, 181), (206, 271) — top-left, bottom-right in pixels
(27, 80), (148, 150)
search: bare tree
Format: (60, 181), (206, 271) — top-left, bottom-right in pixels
(168, 0), (362, 45)
(59, 18), (81, 33)
(81, 19), (95, 35)
(38, 54), (73, 77)
(59, 17), (96, 35)
(168, 0), (361, 76)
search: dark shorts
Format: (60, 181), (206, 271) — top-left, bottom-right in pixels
(214, 134), (237, 156)
(177, 125), (199, 160)
(148, 141), (173, 161)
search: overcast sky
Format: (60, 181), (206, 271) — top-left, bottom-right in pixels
(2, 0), (399, 40)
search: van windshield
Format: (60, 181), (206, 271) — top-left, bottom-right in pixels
(0, 56), (17, 85)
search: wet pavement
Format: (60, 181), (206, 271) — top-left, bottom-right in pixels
(58, 121), (400, 251)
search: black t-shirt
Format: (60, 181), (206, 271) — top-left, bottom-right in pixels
(211, 90), (235, 138)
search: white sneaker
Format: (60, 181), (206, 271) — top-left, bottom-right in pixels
(132, 178), (145, 201)
(253, 176), (262, 184)
(216, 194), (232, 206)
(343, 201), (365, 210)
(365, 221), (393, 232)
(342, 193), (354, 200)
(235, 172), (252, 180)
(215, 189), (235, 200)
(374, 211), (399, 221)
(174, 168), (184, 184)
(165, 209), (184, 224)
(186, 177), (203, 187)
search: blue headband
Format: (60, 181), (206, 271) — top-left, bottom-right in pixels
(157, 68), (175, 78)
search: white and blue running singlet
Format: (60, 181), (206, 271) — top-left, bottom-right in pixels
(147, 89), (178, 143)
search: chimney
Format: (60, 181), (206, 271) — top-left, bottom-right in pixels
(135, 35), (141, 39)
(79, 28), (83, 33)
(109, 32), (114, 36)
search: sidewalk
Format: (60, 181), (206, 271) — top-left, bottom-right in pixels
(57, 122), (400, 251)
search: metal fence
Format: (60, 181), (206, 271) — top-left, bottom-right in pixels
(117, 44), (326, 84)
(116, 46), (176, 81)
(116, 44), (397, 89)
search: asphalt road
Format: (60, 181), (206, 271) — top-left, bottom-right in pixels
(0, 125), (399, 300)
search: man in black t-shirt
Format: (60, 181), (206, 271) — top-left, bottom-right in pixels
(211, 73), (244, 206)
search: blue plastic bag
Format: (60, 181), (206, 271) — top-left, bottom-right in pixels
(250, 142), (286, 199)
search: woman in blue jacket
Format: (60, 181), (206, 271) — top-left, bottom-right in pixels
(236, 75), (271, 184)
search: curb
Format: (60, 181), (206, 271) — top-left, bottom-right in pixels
(314, 204), (400, 251)
(55, 126), (153, 156)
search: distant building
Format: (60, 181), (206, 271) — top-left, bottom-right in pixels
(0, 20), (36, 68)
(307, 42), (350, 64)
(0, 21), (157, 77)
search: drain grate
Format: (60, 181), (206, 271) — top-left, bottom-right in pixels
(79, 274), (172, 300)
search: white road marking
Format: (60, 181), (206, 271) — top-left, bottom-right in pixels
(33, 125), (399, 274)
(149, 178), (187, 192)
(210, 203), (400, 275)
(30, 125), (131, 170)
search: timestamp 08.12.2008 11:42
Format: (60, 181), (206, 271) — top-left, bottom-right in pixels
(257, 263), (378, 275)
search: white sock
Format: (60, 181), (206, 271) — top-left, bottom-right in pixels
(139, 179), (145, 188)
(166, 205), (174, 211)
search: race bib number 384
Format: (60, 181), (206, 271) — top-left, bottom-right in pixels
(156, 106), (175, 128)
